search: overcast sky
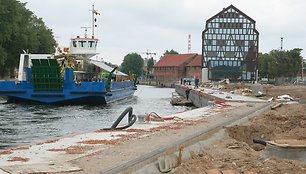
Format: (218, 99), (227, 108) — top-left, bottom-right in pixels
(19, 0), (306, 65)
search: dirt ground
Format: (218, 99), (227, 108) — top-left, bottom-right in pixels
(223, 84), (306, 101)
(174, 86), (306, 174)
(263, 85), (306, 101)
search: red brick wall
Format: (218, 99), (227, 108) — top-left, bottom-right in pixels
(153, 66), (178, 82)
(186, 66), (202, 80)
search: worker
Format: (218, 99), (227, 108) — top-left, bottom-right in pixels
(185, 89), (191, 100)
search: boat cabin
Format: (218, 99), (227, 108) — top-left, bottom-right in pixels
(69, 36), (98, 58)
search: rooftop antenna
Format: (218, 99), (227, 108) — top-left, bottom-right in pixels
(188, 34), (191, 53)
(81, 27), (91, 38)
(91, 4), (101, 38)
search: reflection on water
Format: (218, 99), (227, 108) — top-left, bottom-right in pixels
(0, 85), (187, 149)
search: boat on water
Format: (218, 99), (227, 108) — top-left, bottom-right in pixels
(0, 5), (137, 105)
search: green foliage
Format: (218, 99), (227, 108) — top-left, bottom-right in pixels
(0, 0), (57, 77)
(120, 53), (144, 78)
(163, 49), (179, 56)
(258, 48), (303, 79)
(147, 57), (154, 73)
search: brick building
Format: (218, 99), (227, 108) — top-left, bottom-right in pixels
(186, 55), (202, 80)
(153, 54), (199, 86)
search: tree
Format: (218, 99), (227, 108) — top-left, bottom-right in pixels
(0, 0), (57, 77)
(258, 53), (273, 78)
(120, 53), (144, 78)
(163, 49), (179, 56)
(288, 48), (303, 77)
(258, 48), (303, 79)
(147, 57), (154, 77)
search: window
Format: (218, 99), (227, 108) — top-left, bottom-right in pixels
(73, 41), (77, 47)
(217, 40), (226, 46)
(235, 40), (244, 46)
(78, 41), (86, 47)
(89, 41), (95, 48)
(207, 40), (212, 45)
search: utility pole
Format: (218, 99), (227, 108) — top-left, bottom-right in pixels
(141, 50), (156, 59)
(188, 34), (191, 53)
(141, 50), (156, 79)
(280, 37), (283, 50)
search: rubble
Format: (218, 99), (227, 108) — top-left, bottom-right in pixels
(276, 94), (294, 102)
(174, 86), (306, 174)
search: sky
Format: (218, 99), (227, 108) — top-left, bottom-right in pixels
(19, 0), (306, 65)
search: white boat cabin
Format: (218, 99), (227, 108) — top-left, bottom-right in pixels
(69, 37), (98, 58)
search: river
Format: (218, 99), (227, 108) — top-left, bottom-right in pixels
(0, 85), (187, 149)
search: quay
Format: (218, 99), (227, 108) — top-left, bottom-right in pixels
(0, 85), (271, 174)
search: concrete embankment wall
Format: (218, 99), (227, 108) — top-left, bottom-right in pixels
(138, 80), (175, 88)
(175, 85), (225, 107)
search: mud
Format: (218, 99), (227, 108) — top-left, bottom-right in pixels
(174, 85), (306, 174)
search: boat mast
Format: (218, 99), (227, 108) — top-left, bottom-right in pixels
(91, 4), (100, 38)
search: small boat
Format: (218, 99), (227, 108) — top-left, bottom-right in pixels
(0, 5), (137, 105)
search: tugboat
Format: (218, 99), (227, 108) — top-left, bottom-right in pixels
(0, 5), (137, 105)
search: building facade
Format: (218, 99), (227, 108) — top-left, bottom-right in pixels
(153, 54), (198, 86)
(202, 5), (259, 81)
(186, 55), (202, 80)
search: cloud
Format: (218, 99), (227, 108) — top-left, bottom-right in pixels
(20, 0), (306, 64)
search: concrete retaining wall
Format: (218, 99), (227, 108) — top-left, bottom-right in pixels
(103, 102), (272, 174)
(138, 80), (175, 88)
(175, 85), (225, 108)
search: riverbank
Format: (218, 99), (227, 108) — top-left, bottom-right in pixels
(0, 86), (187, 149)
(0, 103), (268, 174)
(138, 79), (175, 88)
(2, 84), (304, 173)
(0, 85), (271, 174)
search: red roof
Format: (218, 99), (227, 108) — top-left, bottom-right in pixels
(186, 55), (202, 67)
(154, 54), (197, 67)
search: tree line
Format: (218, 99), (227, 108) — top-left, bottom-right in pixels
(0, 0), (57, 78)
(258, 48), (304, 79)
(121, 48), (304, 81)
(120, 49), (178, 78)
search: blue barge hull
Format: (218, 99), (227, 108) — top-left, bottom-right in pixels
(0, 68), (136, 105)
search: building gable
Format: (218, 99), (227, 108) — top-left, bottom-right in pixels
(202, 4), (259, 81)
(154, 54), (198, 67)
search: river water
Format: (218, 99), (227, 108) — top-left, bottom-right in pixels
(0, 85), (187, 149)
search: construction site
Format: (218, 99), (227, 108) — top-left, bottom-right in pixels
(173, 84), (306, 174)
(0, 83), (305, 174)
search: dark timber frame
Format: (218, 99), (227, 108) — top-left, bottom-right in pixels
(202, 5), (259, 81)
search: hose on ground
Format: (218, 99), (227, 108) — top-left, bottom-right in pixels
(253, 139), (267, 146)
(146, 112), (183, 122)
(102, 106), (137, 130)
